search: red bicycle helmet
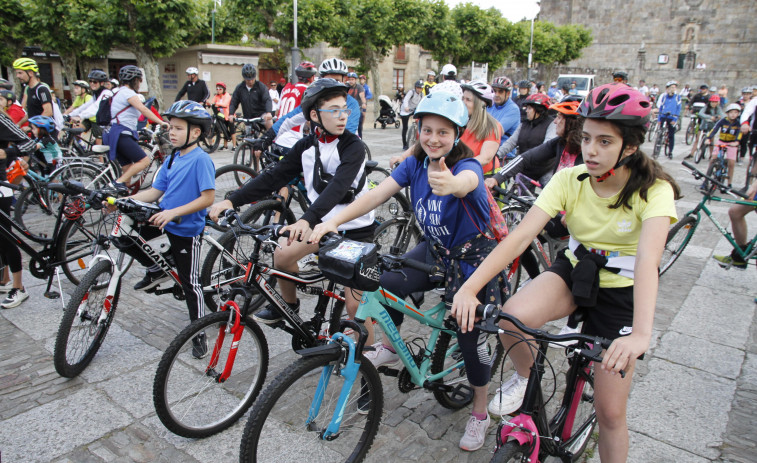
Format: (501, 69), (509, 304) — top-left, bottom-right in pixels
(491, 76), (512, 90)
(216, 82), (227, 90)
(523, 93), (551, 110)
(708, 94), (720, 103)
(579, 83), (652, 127)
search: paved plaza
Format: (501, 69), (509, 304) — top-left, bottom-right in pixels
(0, 123), (755, 463)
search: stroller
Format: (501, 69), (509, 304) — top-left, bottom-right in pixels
(374, 95), (400, 129)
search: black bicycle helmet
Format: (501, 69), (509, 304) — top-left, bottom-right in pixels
(87, 69), (109, 82)
(242, 63), (257, 79)
(295, 61), (317, 82)
(118, 65), (142, 84)
(162, 100), (213, 154)
(0, 89), (15, 103)
(0, 78), (12, 90)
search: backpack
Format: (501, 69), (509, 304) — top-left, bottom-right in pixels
(95, 90), (127, 127)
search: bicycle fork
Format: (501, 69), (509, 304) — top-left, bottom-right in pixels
(205, 300), (246, 382)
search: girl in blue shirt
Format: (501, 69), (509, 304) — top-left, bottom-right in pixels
(311, 91), (506, 452)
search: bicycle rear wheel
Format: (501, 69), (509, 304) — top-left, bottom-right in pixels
(13, 184), (59, 241)
(234, 143), (257, 172)
(431, 331), (504, 409)
(372, 215), (421, 254)
(153, 310), (269, 438)
(706, 156), (728, 185)
(685, 122), (695, 145)
(199, 120), (221, 153)
(659, 214), (697, 275)
(239, 353), (383, 463)
(53, 260), (117, 378)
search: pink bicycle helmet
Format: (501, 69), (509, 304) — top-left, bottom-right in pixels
(579, 83), (652, 127)
(461, 79), (494, 107)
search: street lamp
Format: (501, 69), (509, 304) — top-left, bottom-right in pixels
(291, 0), (300, 82)
(528, 17), (534, 81)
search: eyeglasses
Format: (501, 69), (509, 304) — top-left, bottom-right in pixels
(318, 108), (352, 119)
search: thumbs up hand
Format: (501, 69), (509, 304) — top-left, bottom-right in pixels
(428, 156), (456, 196)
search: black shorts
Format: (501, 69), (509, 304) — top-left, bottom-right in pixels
(547, 252), (635, 342)
(115, 132), (147, 166)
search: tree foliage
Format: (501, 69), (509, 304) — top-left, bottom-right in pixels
(0, 0), (26, 67)
(510, 21), (593, 65)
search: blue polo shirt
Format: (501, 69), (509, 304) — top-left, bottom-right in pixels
(153, 146), (215, 237)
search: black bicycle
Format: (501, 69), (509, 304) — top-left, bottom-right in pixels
(200, 104), (235, 153)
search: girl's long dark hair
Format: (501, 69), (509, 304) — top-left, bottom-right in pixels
(562, 115), (583, 154)
(609, 124), (682, 210)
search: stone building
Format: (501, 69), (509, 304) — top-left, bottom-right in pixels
(539, 0), (757, 94)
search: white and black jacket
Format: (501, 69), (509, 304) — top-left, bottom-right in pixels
(229, 130), (374, 230)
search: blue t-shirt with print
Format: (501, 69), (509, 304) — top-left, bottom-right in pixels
(391, 156), (490, 250)
(152, 146), (215, 237)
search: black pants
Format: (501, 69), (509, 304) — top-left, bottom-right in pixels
(379, 241), (491, 387)
(0, 196), (22, 273)
(358, 111), (365, 138)
(400, 114), (412, 148)
(121, 226), (204, 322)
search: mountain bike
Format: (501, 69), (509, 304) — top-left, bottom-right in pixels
(153, 212), (350, 438)
(200, 104), (235, 153)
(473, 304), (617, 463)
(704, 141), (733, 187)
(692, 126), (709, 164)
(652, 116), (672, 159)
(238, 244), (505, 463)
(232, 117), (272, 171)
(660, 160), (757, 274)
(685, 110), (701, 145)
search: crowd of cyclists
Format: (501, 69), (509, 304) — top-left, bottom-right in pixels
(1, 51), (757, 462)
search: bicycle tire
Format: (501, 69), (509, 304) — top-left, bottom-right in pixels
(659, 214), (698, 275)
(137, 146), (162, 191)
(745, 155), (757, 190)
(13, 184), (58, 241)
(208, 164), (257, 232)
(363, 141), (372, 161)
(199, 120), (221, 153)
(373, 192), (411, 229)
(233, 142), (256, 171)
(694, 138), (707, 164)
(646, 122), (656, 142)
(490, 440), (529, 463)
(53, 260), (117, 378)
(366, 165), (390, 190)
(706, 156), (728, 185)
(239, 353), (383, 463)
(652, 127), (664, 159)
(56, 218), (102, 286)
(372, 216), (421, 255)
(685, 122), (695, 145)
(153, 310), (269, 438)
(500, 205), (530, 294)
(201, 199), (295, 312)
(430, 331), (504, 409)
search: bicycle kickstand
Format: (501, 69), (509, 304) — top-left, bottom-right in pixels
(43, 269), (61, 301)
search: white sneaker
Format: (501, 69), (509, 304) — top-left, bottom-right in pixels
(459, 414), (490, 451)
(0, 281), (13, 294)
(363, 343), (399, 367)
(488, 372), (528, 416)
(1, 287), (29, 309)
(550, 324), (580, 348)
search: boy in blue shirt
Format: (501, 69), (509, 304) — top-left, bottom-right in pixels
(657, 81), (682, 158)
(113, 100), (215, 356)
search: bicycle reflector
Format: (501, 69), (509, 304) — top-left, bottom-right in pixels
(64, 197), (87, 221)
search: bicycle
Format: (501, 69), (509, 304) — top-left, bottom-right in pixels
(704, 141), (733, 187)
(685, 102), (705, 146)
(200, 104), (235, 153)
(692, 126), (709, 164)
(473, 305), (617, 463)
(238, 245), (505, 463)
(153, 212), (350, 438)
(232, 116), (272, 171)
(652, 116), (672, 159)
(660, 160), (757, 274)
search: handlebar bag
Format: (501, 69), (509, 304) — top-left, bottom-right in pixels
(318, 237), (380, 291)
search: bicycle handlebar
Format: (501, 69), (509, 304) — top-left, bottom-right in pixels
(0, 181), (22, 191)
(681, 161), (752, 199)
(474, 304), (625, 377)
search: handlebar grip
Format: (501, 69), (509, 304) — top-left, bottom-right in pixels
(402, 258), (442, 275)
(681, 160), (696, 171)
(0, 181), (22, 191)
(62, 180), (91, 196)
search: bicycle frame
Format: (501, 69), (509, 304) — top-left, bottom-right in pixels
(681, 193), (757, 262)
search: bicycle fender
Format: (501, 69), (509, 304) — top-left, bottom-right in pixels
(296, 343), (342, 359)
(498, 414), (540, 461)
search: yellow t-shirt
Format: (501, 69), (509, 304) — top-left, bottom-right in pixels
(534, 165), (678, 287)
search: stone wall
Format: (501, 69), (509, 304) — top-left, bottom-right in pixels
(539, 0), (757, 94)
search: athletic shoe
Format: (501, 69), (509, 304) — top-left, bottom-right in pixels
(0, 281), (14, 294)
(550, 324), (580, 348)
(253, 300), (300, 324)
(133, 270), (170, 291)
(488, 372), (528, 416)
(363, 343), (399, 367)
(713, 254), (747, 270)
(106, 180), (129, 196)
(1, 287), (29, 309)
(684, 154), (694, 160)
(192, 332), (208, 359)
(459, 413), (490, 451)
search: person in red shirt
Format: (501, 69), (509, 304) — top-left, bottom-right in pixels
(277, 61), (317, 118)
(0, 90), (27, 127)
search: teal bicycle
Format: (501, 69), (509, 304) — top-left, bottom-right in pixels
(660, 160), (757, 274)
(239, 241), (504, 463)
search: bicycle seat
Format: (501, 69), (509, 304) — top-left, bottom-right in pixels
(48, 183), (75, 195)
(365, 160), (379, 170)
(92, 145), (110, 154)
(63, 127), (87, 134)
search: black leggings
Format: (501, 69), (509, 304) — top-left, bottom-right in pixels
(400, 115), (412, 147)
(0, 196), (22, 273)
(379, 241), (491, 387)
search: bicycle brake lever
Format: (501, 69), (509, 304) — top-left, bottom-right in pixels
(263, 238), (281, 249)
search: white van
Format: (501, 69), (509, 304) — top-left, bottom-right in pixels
(556, 74), (595, 98)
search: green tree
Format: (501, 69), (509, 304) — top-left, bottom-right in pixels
(510, 20), (592, 66)
(0, 0), (26, 68)
(556, 24), (593, 64)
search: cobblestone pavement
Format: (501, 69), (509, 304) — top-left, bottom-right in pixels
(1, 123), (755, 463)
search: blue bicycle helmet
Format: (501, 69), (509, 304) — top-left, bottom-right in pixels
(162, 101), (212, 154)
(347, 72), (358, 79)
(87, 69), (108, 82)
(28, 115), (56, 133)
(414, 91), (469, 134)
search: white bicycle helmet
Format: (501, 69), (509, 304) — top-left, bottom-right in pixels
(461, 79), (494, 107)
(319, 58), (349, 76)
(665, 80), (678, 88)
(186, 67), (199, 75)
(725, 103), (742, 113)
(430, 80), (463, 99)
(441, 64), (457, 78)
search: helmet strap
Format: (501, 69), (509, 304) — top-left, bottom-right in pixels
(577, 142), (634, 183)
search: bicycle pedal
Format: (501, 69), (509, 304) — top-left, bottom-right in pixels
(377, 366), (400, 377)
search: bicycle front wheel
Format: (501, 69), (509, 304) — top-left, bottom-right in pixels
(490, 440), (529, 463)
(239, 353), (383, 463)
(659, 215), (697, 275)
(694, 138), (707, 164)
(208, 164), (256, 232)
(53, 260), (117, 378)
(234, 143), (256, 171)
(14, 184), (59, 241)
(153, 310), (269, 438)
(685, 122), (695, 145)
(199, 120), (221, 153)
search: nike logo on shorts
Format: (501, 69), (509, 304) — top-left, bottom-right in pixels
(619, 326), (633, 336)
